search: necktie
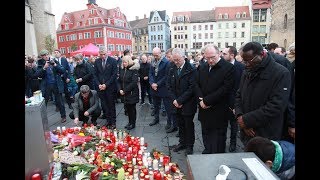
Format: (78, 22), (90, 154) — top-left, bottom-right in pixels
(102, 60), (106, 69)
(177, 67), (181, 75)
(209, 66), (212, 72)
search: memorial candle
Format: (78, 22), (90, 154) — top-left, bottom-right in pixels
(153, 159), (159, 170)
(140, 137), (144, 146)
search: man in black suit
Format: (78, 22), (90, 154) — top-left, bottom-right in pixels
(94, 46), (118, 129)
(195, 44), (235, 154)
(222, 46), (245, 152)
(167, 48), (197, 155)
(54, 49), (72, 109)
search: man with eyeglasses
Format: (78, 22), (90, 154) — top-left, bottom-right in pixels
(194, 44), (235, 154)
(69, 85), (101, 126)
(235, 42), (291, 146)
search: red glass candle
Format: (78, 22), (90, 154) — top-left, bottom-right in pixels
(127, 168), (133, 175)
(127, 153), (133, 161)
(163, 155), (170, 166)
(31, 173), (41, 180)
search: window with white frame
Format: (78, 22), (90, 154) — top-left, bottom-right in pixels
(66, 35), (69, 41)
(210, 25), (213, 30)
(198, 25), (202, 31)
(160, 25), (163, 31)
(193, 25), (196, 31)
(94, 31), (102, 38)
(233, 23), (237, 28)
(67, 47), (71, 53)
(236, 12), (240, 18)
(226, 23), (229, 29)
(59, 36), (64, 42)
(260, 25), (266, 33)
(84, 32), (91, 39)
(217, 42), (221, 48)
(88, 18), (93, 25)
(158, 25), (160, 31)
(218, 14), (222, 19)
(161, 35), (163, 40)
(205, 33), (208, 39)
(94, 18), (98, 24)
(108, 44), (114, 51)
(205, 25), (208, 30)
(198, 33), (202, 39)
(253, 25), (259, 33)
(233, 42), (236, 47)
(151, 43), (156, 49)
(185, 34), (188, 39)
(158, 43), (163, 50)
(225, 32), (229, 38)
(151, 36), (154, 41)
(224, 13), (228, 19)
(60, 47), (66, 54)
(218, 23), (221, 29)
(70, 34), (77, 41)
(225, 42), (228, 48)
(65, 24), (69, 30)
(158, 35), (160, 40)
(242, 12), (246, 18)
(218, 32), (221, 38)
(89, 9), (94, 14)
(242, 23), (245, 28)
(233, 32), (237, 38)
(210, 33), (213, 39)
(241, 32), (245, 38)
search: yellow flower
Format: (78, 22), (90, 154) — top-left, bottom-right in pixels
(78, 132), (85, 136)
(103, 171), (109, 176)
(111, 162), (115, 166)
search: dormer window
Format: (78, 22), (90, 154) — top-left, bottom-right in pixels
(236, 12), (240, 18)
(224, 13), (228, 19)
(89, 9), (94, 14)
(242, 12), (246, 18)
(218, 14), (222, 19)
(80, 14), (84, 19)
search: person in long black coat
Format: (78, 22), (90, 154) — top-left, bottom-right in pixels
(235, 42), (291, 146)
(194, 44), (235, 154)
(118, 55), (140, 130)
(73, 54), (94, 90)
(167, 48), (197, 155)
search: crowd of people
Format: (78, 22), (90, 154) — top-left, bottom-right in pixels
(25, 41), (295, 179)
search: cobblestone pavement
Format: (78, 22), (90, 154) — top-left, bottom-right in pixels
(46, 98), (244, 174)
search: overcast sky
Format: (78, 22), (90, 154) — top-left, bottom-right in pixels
(52, 0), (245, 29)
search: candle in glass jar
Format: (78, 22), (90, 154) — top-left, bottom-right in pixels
(165, 164), (170, 174)
(61, 126), (66, 131)
(159, 167), (164, 178)
(140, 137), (144, 146)
(163, 155), (170, 166)
(133, 169), (139, 179)
(56, 126), (61, 133)
(147, 157), (152, 167)
(149, 171), (154, 180)
(153, 159), (159, 170)
(132, 158), (136, 165)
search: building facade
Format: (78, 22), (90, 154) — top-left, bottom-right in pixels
(56, 0), (132, 57)
(171, 12), (191, 54)
(25, 0), (56, 55)
(214, 6), (251, 50)
(269, 0), (295, 49)
(148, 10), (171, 53)
(129, 15), (149, 55)
(251, 0), (272, 45)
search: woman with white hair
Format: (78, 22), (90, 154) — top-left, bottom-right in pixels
(117, 55), (140, 130)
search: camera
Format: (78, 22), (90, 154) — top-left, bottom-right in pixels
(47, 59), (55, 65)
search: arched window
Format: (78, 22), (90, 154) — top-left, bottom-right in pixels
(284, 14), (288, 29)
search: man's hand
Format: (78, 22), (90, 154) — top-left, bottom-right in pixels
(76, 78), (83, 83)
(173, 100), (182, 108)
(120, 90), (125, 95)
(288, 127), (295, 139)
(74, 118), (79, 125)
(99, 84), (106, 90)
(199, 100), (210, 109)
(151, 83), (158, 91)
(243, 128), (255, 137)
(84, 111), (89, 116)
(144, 76), (148, 80)
(66, 78), (70, 83)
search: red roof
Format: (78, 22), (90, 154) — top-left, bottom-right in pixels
(252, 0), (272, 9)
(57, 4), (129, 31)
(214, 6), (251, 21)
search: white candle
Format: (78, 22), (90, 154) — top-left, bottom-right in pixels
(153, 159), (158, 170)
(140, 137), (144, 146)
(132, 158), (136, 165)
(165, 164), (170, 173)
(159, 155), (163, 163)
(61, 126), (66, 131)
(56, 126), (61, 133)
(147, 157), (152, 167)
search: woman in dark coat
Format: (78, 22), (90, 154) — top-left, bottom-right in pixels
(118, 55), (140, 130)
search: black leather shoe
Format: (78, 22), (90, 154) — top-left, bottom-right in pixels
(229, 143), (236, 152)
(173, 144), (186, 152)
(202, 149), (210, 154)
(166, 126), (178, 133)
(176, 132), (180, 137)
(165, 124), (171, 130)
(126, 124), (135, 130)
(149, 120), (159, 126)
(124, 123), (131, 129)
(185, 147), (193, 155)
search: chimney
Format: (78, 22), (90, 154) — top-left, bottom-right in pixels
(135, 16), (139, 20)
(144, 14), (147, 19)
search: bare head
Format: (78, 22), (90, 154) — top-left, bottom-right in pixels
(152, 47), (162, 61)
(203, 44), (220, 66)
(172, 48), (185, 68)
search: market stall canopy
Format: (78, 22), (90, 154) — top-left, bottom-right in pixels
(70, 43), (99, 56)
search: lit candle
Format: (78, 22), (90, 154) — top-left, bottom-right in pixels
(149, 171), (154, 180)
(147, 157), (152, 167)
(133, 169), (139, 179)
(56, 126), (61, 133)
(159, 167), (164, 178)
(159, 155), (163, 163)
(165, 164), (170, 174)
(153, 159), (159, 170)
(140, 137), (144, 146)
(61, 126), (66, 131)
(132, 158), (136, 165)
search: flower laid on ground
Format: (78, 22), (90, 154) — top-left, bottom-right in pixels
(51, 124), (186, 180)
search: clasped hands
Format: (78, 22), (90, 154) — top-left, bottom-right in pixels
(237, 115), (255, 137)
(173, 100), (182, 108)
(199, 97), (211, 109)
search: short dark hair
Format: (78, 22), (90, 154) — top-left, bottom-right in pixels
(242, 42), (264, 56)
(245, 136), (275, 163)
(279, 47), (286, 53)
(227, 46), (237, 57)
(267, 43), (279, 51)
(123, 49), (130, 56)
(54, 49), (61, 53)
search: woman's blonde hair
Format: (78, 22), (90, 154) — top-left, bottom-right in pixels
(121, 55), (134, 68)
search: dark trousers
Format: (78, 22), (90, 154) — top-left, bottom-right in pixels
(227, 109), (238, 144)
(69, 110), (101, 123)
(177, 112), (195, 147)
(45, 84), (66, 118)
(201, 123), (227, 153)
(98, 89), (116, 124)
(153, 96), (172, 125)
(62, 82), (72, 106)
(140, 80), (152, 103)
(125, 103), (137, 125)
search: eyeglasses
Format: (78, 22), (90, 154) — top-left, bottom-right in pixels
(243, 55), (258, 62)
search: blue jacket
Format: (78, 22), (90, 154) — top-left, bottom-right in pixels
(278, 140), (295, 174)
(149, 57), (169, 97)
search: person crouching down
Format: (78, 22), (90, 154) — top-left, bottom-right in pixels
(118, 55), (140, 130)
(69, 85), (101, 126)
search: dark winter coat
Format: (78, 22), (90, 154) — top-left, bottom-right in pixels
(149, 57), (169, 97)
(235, 53), (291, 141)
(118, 62), (140, 104)
(74, 61), (94, 90)
(195, 58), (235, 128)
(167, 61), (197, 115)
(72, 90), (101, 118)
(94, 56), (118, 92)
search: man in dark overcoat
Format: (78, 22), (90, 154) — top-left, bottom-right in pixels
(195, 44), (235, 154)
